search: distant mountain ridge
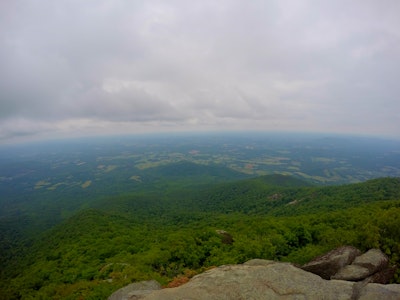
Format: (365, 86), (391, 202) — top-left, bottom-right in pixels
(191, 176), (400, 216)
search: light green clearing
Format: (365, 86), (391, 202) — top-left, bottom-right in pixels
(34, 180), (51, 189)
(81, 180), (92, 189)
(311, 157), (336, 163)
(97, 165), (117, 172)
(130, 175), (142, 182)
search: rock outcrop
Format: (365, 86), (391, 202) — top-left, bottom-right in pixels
(215, 229), (234, 245)
(108, 247), (399, 300)
(301, 246), (362, 279)
(332, 249), (390, 281)
(303, 247), (395, 284)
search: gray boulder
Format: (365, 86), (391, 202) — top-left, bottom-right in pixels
(332, 264), (373, 281)
(301, 245), (361, 279)
(332, 249), (389, 281)
(353, 248), (389, 271)
(108, 280), (161, 300)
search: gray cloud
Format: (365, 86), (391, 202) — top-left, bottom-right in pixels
(1, 0), (400, 143)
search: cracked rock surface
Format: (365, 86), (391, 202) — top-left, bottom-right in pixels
(109, 259), (399, 300)
(108, 247), (399, 300)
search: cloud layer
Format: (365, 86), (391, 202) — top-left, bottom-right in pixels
(1, 0), (400, 142)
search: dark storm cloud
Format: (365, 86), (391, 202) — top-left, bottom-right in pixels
(1, 0), (400, 142)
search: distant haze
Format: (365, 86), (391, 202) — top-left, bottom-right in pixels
(1, 0), (400, 143)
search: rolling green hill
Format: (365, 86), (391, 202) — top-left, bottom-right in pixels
(182, 176), (400, 216)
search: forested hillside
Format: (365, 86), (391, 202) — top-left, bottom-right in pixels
(1, 176), (400, 299)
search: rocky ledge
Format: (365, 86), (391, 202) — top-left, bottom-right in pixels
(109, 247), (399, 300)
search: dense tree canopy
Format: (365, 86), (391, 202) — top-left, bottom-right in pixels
(1, 176), (400, 299)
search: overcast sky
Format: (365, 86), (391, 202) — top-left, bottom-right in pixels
(1, 0), (400, 143)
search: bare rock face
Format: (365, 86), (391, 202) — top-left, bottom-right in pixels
(108, 280), (161, 300)
(301, 246), (361, 279)
(358, 283), (400, 300)
(109, 248), (399, 300)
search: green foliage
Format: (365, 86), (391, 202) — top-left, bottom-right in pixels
(1, 176), (400, 299)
